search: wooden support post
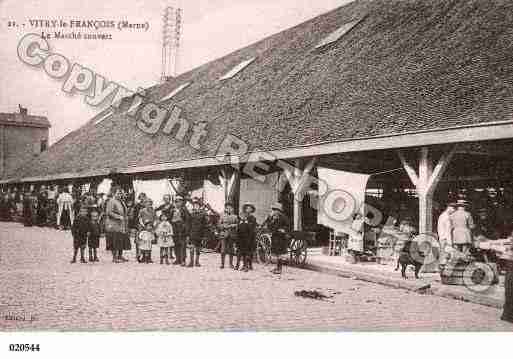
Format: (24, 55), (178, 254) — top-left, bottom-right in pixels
(279, 157), (317, 231)
(223, 166), (241, 212)
(418, 147), (433, 234)
(293, 159), (304, 231)
(397, 146), (456, 234)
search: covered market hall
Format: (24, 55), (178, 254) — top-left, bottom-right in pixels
(2, 0), (513, 270)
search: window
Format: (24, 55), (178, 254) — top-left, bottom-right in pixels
(159, 82), (191, 103)
(40, 139), (48, 152)
(94, 109), (113, 125)
(315, 19), (361, 49)
(219, 58), (256, 80)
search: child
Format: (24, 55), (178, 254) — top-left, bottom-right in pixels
(218, 202), (238, 269)
(71, 206), (90, 263)
(138, 199), (156, 262)
(188, 197), (208, 267)
(156, 213), (173, 265)
(237, 203), (257, 272)
(131, 228), (140, 262)
(87, 210), (101, 262)
(138, 221), (155, 264)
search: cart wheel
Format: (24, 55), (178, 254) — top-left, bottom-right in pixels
(257, 233), (272, 265)
(290, 239), (307, 267)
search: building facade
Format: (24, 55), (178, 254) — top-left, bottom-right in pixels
(0, 106), (50, 179)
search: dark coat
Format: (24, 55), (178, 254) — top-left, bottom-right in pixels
(237, 214), (257, 255)
(88, 221), (101, 248)
(169, 206), (191, 237)
(189, 209), (208, 246)
(105, 198), (128, 234)
(72, 215), (91, 249)
(155, 203), (173, 220)
(264, 212), (290, 255)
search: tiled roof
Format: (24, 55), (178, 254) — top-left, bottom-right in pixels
(6, 0), (513, 181)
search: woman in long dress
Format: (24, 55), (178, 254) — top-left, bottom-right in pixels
(501, 239), (513, 323)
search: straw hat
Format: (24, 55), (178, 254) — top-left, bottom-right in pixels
(271, 202), (283, 212)
(242, 202), (256, 213)
(456, 199), (470, 208)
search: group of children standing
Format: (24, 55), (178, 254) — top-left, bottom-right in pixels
(218, 202), (258, 272)
(132, 195), (208, 266)
(70, 190), (290, 275)
(70, 206), (102, 263)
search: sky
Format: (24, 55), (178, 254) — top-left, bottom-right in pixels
(0, 0), (352, 144)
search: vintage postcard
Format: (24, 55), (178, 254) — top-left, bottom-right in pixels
(1, 0), (512, 348)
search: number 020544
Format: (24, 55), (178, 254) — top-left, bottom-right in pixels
(9, 344), (40, 352)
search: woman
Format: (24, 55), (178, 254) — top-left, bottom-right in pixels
(57, 187), (74, 230)
(501, 234), (513, 323)
(105, 186), (129, 263)
(263, 202), (290, 274)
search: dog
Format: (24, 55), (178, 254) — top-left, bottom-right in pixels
(394, 239), (425, 279)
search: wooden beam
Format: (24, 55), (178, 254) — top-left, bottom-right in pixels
(397, 150), (418, 187)
(425, 145), (456, 196)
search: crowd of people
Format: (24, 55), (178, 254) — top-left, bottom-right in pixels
(0, 184), (292, 275)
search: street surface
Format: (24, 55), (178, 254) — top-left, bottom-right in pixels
(1, 222), (512, 331)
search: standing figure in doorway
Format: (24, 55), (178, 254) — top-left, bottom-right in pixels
(450, 201), (475, 254)
(437, 202), (455, 267)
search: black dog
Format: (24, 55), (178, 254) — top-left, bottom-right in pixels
(394, 240), (425, 279)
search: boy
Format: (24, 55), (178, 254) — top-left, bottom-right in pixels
(218, 202), (238, 269)
(237, 203), (257, 271)
(188, 198), (208, 267)
(88, 210), (101, 262)
(71, 206), (90, 263)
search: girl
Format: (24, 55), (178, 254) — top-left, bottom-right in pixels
(138, 198), (156, 262)
(138, 221), (155, 264)
(156, 213), (173, 265)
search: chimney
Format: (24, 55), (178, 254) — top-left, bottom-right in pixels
(18, 104), (28, 116)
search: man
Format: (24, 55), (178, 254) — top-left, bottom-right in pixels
(263, 202), (290, 274)
(105, 186), (129, 263)
(450, 200), (475, 254)
(437, 202), (456, 267)
(36, 187), (49, 226)
(169, 195), (191, 266)
(218, 202), (238, 269)
(156, 194), (173, 219)
(188, 197), (208, 267)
